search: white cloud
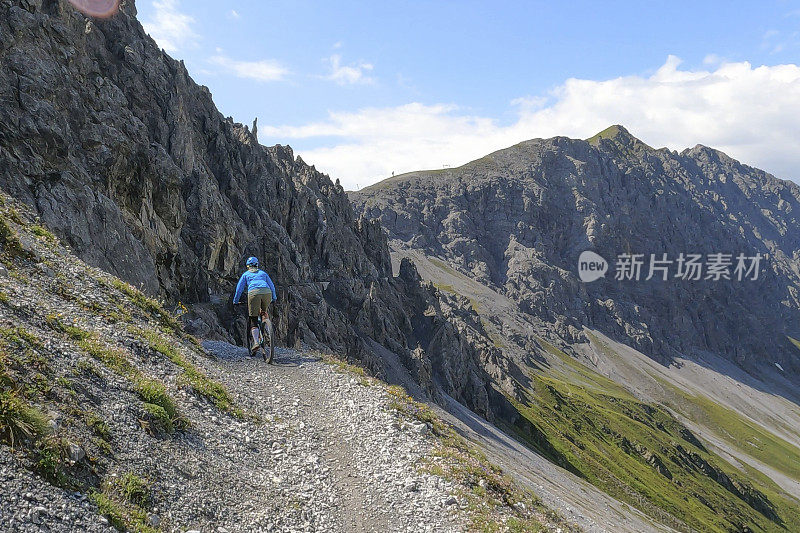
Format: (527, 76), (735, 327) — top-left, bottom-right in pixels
(209, 51), (289, 82)
(141, 0), (198, 54)
(324, 54), (374, 85)
(263, 56), (800, 190)
(228, 9), (240, 19)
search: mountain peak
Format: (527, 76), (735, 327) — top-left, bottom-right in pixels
(586, 125), (651, 150)
(586, 124), (641, 144)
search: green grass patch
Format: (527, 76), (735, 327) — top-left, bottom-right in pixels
(509, 352), (795, 533)
(74, 330), (186, 434)
(433, 282), (456, 294)
(77, 359), (103, 379)
(91, 474), (157, 533)
(135, 378), (176, 420)
(429, 257), (461, 277)
(0, 383), (71, 486)
(110, 280), (180, 332)
(539, 336), (633, 398)
(31, 224), (57, 243)
(0, 389), (50, 448)
(0, 214), (31, 260)
(0, 325), (42, 349)
(479, 317), (505, 348)
(321, 352), (372, 387)
(78, 336), (135, 376)
(788, 336), (800, 352)
(133, 327), (241, 417)
(85, 411), (112, 440)
(141, 402), (173, 435)
(46, 314), (92, 341)
(659, 380), (800, 483)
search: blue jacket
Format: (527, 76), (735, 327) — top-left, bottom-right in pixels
(233, 269), (277, 303)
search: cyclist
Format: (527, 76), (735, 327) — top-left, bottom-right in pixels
(233, 257), (277, 355)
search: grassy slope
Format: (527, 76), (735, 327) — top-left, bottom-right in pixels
(658, 380), (800, 483)
(591, 332), (800, 485)
(404, 247), (800, 532)
(0, 193), (241, 532)
(507, 339), (800, 533)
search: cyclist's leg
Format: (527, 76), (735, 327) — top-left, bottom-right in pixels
(248, 316), (260, 345)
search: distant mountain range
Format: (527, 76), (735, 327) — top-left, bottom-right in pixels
(351, 124), (800, 380)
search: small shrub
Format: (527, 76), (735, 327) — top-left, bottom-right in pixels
(31, 224), (57, 244)
(46, 315), (91, 341)
(141, 402), (173, 435)
(92, 436), (112, 455)
(26, 372), (53, 396)
(35, 436), (68, 486)
(90, 488), (156, 533)
(135, 379), (176, 420)
(117, 473), (150, 507)
(85, 412), (112, 440)
(0, 216), (30, 259)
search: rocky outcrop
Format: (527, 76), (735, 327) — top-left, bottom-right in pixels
(351, 126), (800, 379)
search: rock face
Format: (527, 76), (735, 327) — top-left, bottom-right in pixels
(351, 126), (800, 378)
(0, 0), (494, 414)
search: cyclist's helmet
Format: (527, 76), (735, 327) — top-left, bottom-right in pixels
(246, 256), (259, 267)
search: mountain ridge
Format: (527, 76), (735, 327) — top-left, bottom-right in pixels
(362, 124), (793, 191)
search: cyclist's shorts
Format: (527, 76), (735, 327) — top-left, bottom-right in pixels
(247, 288), (272, 317)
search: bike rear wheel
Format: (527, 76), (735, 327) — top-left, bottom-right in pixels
(260, 317), (274, 364)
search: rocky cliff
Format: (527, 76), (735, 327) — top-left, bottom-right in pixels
(351, 125), (800, 380)
(0, 0), (498, 414)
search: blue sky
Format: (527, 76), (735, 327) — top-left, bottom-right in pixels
(137, 1), (800, 188)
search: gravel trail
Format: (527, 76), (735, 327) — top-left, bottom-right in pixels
(1, 338), (464, 532)
(200, 341), (463, 533)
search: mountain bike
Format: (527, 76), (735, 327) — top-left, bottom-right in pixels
(242, 304), (275, 364)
